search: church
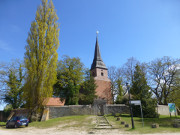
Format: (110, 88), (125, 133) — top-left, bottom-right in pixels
(90, 33), (112, 104)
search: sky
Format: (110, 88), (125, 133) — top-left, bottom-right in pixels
(0, 0), (180, 109)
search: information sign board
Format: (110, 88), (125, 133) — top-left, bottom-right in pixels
(168, 103), (176, 113)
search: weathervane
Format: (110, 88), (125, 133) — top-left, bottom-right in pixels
(96, 30), (99, 37)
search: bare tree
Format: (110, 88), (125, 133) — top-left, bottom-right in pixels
(108, 66), (117, 103)
(148, 56), (180, 105)
(108, 66), (125, 103)
(122, 57), (139, 86)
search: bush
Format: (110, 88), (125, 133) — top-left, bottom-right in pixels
(132, 98), (158, 118)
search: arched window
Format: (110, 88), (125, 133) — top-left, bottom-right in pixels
(101, 72), (104, 76)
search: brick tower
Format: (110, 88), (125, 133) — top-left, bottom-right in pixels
(91, 32), (112, 104)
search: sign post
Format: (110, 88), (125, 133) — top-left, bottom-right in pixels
(126, 83), (135, 129)
(130, 100), (144, 127)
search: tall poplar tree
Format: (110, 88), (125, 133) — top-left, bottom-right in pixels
(24, 0), (59, 110)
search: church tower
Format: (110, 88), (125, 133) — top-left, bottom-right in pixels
(91, 32), (112, 104)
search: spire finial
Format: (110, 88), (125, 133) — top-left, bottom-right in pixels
(96, 30), (99, 37)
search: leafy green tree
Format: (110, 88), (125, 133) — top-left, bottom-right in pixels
(0, 60), (24, 109)
(115, 78), (124, 104)
(24, 0), (59, 110)
(131, 64), (157, 118)
(54, 56), (84, 105)
(168, 71), (180, 109)
(79, 69), (97, 105)
(5, 65), (24, 109)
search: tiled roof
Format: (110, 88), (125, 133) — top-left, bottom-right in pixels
(43, 97), (65, 106)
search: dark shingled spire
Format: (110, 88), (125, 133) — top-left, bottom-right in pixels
(91, 34), (107, 70)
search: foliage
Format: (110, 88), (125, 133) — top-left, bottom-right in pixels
(3, 104), (13, 118)
(79, 69), (97, 105)
(122, 57), (139, 86)
(115, 78), (125, 104)
(54, 56), (84, 105)
(108, 66), (125, 103)
(24, 0), (59, 110)
(131, 64), (157, 118)
(148, 56), (179, 105)
(168, 72), (180, 109)
(0, 60), (25, 109)
(4, 104), (13, 112)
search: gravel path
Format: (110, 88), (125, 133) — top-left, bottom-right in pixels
(0, 127), (180, 135)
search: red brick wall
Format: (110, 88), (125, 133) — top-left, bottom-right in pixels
(95, 80), (112, 104)
(91, 67), (112, 104)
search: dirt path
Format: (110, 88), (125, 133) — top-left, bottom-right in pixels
(0, 127), (180, 135)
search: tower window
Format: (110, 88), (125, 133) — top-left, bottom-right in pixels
(101, 72), (104, 76)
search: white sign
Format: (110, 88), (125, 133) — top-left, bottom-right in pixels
(130, 100), (141, 105)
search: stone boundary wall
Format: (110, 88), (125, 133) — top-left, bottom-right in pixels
(49, 105), (92, 119)
(157, 105), (177, 116)
(0, 111), (7, 122)
(47, 104), (129, 120)
(106, 104), (130, 115)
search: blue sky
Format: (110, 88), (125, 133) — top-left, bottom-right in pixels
(0, 0), (180, 109)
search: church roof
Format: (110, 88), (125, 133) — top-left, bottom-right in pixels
(91, 35), (107, 70)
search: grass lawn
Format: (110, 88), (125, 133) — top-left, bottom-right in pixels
(0, 122), (6, 126)
(2, 114), (180, 134)
(29, 115), (95, 129)
(106, 114), (180, 134)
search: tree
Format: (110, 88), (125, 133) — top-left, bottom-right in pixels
(115, 78), (124, 104)
(24, 0), (59, 110)
(108, 66), (117, 103)
(54, 56), (84, 105)
(108, 66), (126, 103)
(0, 62), (6, 103)
(131, 64), (150, 99)
(79, 69), (97, 105)
(123, 57), (139, 86)
(148, 56), (179, 105)
(131, 64), (157, 118)
(0, 60), (25, 109)
(167, 69), (180, 109)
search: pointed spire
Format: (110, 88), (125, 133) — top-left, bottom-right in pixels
(91, 31), (107, 70)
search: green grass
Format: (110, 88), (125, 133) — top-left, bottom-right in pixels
(0, 122), (6, 126)
(2, 114), (179, 134)
(106, 114), (180, 134)
(29, 115), (95, 129)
